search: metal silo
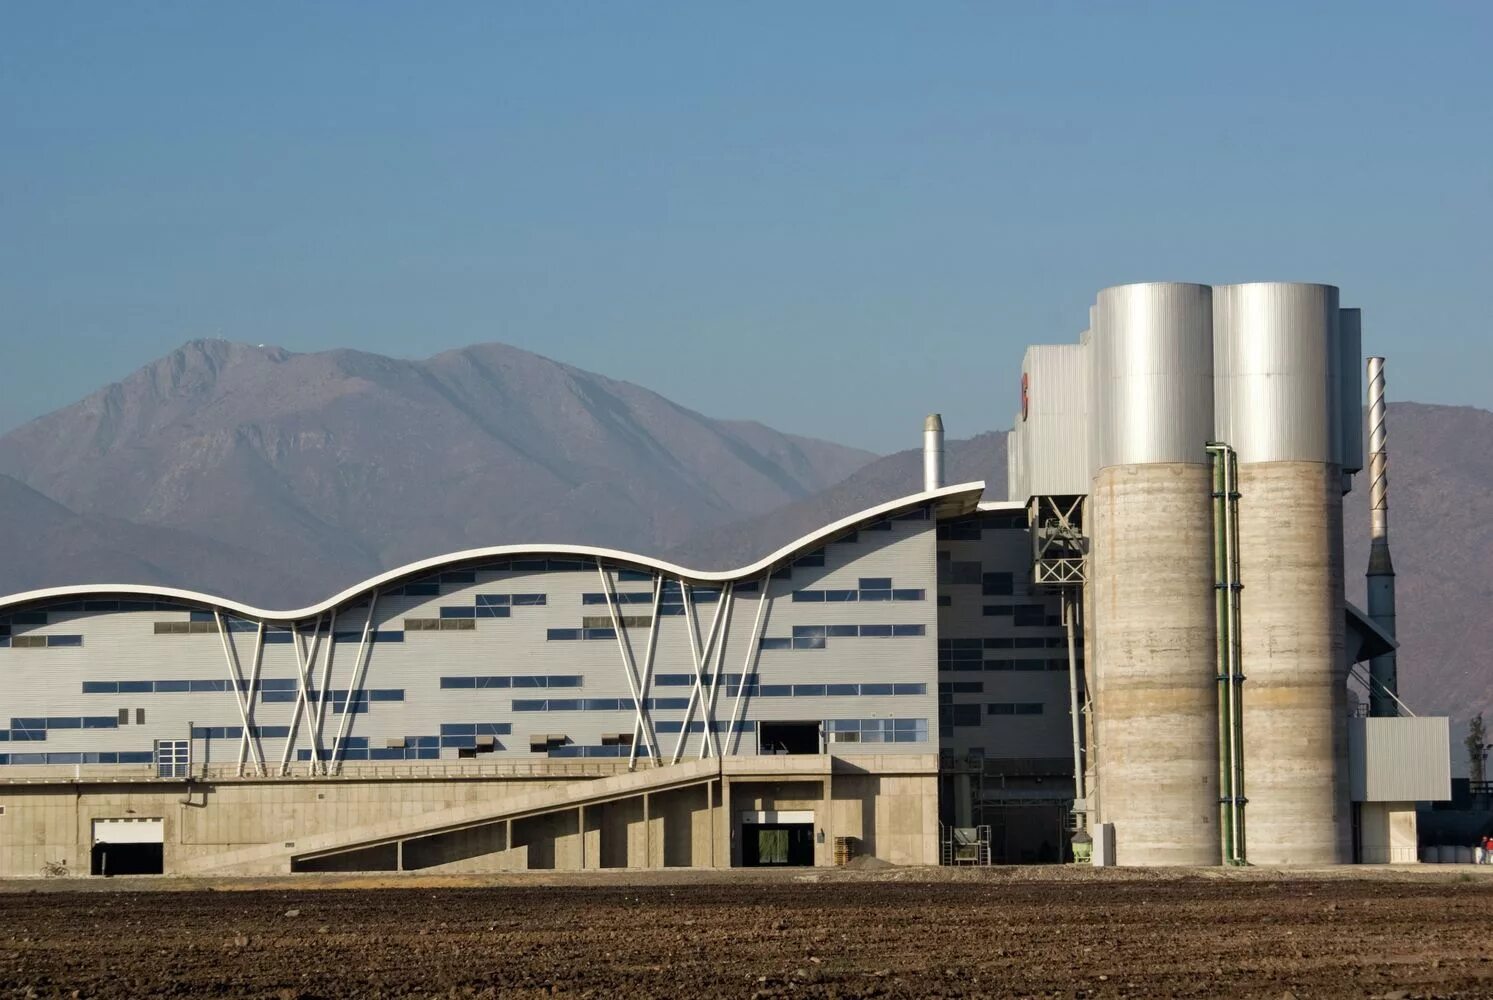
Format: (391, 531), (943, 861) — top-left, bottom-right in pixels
(1213, 282), (1350, 865)
(1089, 281), (1221, 866)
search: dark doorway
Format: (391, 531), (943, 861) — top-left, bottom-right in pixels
(91, 842), (163, 876)
(759, 721), (820, 755)
(742, 824), (815, 867)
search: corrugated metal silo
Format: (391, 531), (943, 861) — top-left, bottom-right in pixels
(1212, 282), (1351, 865)
(1089, 281), (1221, 866)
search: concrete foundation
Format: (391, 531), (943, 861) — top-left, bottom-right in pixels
(1358, 801), (1419, 864)
(1237, 461), (1351, 864)
(1091, 463), (1221, 866)
(0, 755), (938, 876)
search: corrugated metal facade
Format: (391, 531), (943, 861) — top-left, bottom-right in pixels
(1348, 717), (1452, 802)
(0, 513), (943, 776)
(1009, 344), (1090, 498)
(1213, 282), (1343, 465)
(1093, 282), (1216, 469)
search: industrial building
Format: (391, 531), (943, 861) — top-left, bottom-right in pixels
(0, 281), (1451, 876)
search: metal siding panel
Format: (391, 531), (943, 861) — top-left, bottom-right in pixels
(1212, 283), (1341, 464)
(1348, 717), (1452, 801)
(1021, 343), (1091, 495)
(1339, 308), (1364, 474)
(1094, 282), (1215, 468)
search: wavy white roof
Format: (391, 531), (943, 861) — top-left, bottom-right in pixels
(0, 482), (988, 622)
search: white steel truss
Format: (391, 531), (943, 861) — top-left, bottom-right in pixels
(310, 607), (339, 775)
(213, 610), (265, 777)
(281, 615), (325, 776)
(674, 580), (732, 763)
(596, 561), (660, 767)
(330, 592), (380, 774)
(727, 572), (773, 754)
(237, 621), (268, 776)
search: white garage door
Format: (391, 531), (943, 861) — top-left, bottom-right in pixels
(92, 818), (163, 844)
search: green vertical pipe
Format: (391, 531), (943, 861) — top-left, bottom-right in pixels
(1228, 448), (1247, 864)
(1209, 444), (1233, 864)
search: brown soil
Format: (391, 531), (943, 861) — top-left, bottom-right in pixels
(1, 868), (1490, 998)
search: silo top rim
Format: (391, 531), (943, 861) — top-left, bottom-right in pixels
(924, 413), (944, 431)
(1211, 281), (1340, 293)
(1096, 281), (1211, 295)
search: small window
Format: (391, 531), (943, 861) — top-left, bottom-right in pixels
(981, 572), (1014, 596)
(135, 708), (145, 725)
(118, 708), (130, 725)
(155, 739), (189, 778)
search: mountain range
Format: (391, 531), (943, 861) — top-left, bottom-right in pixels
(0, 341), (1488, 741)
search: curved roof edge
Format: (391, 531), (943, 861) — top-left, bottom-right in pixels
(0, 482), (987, 622)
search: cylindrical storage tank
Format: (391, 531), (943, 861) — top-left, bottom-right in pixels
(1090, 282), (1220, 866)
(1213, 282), (1349, 865)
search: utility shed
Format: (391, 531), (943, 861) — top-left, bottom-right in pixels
(1348, 717), (1451, 802)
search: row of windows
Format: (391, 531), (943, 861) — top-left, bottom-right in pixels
(823, 718), (929, 743)
(984, 605), (1056, 626)
(259, 689), (405, 703)
(937, 511), (1024, 540)
(511, 698), (692, 712)
(0, 751), (156, 766)
(404, 619), (476, 632)
(299, 747), (443, 761)
(437, 607), (511, 619)
(943, 659), (1075, 673)
(791, 588), (925, 603)
(9, 716), (118, 730)
(190, 725), (295, 740)
(439, 723), (513, 736)
(652, 673), (754, 687)
(939, 681), (984, 694)
(940, 636), (1069, 651)
(654, 720), (756, 734)
(547, 628), (617, 641)
(760, 624), (925, 649)
(941, 702), (1046, 728)
(0, 635), (83, 649)
(440, 676), (583, 689)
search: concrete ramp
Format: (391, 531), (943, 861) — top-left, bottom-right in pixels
(180, 759), (719, 875)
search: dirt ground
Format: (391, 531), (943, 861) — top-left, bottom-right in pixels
(2, 866), (1491, 998)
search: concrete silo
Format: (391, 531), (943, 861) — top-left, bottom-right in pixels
(1213, 283), (1351, 865)
(1090, 282), (1221, 866)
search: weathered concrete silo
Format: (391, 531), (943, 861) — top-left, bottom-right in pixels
(1213, 282), (1351, 865)
(1090, 281), (1221, 866)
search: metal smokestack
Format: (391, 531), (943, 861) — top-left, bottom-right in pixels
(923, 414), (945, 491)
(1366, 356), (1398, 717)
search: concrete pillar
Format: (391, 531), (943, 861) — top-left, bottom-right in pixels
(1092, 464), (1221, 865)
(716, 777), (732, 868)
(1237, 462), (1350, 864)
(642, 792), (651, 869)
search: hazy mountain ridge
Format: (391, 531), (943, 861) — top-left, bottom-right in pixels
(0, 339), (875, 606)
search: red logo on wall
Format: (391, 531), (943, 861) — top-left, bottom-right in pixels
(1020, 373), (1030, 421)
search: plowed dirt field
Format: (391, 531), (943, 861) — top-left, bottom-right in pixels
(1, 869), (1490, 998)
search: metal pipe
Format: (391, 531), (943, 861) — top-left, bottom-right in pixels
(1063, 594), (1085, 825)
(923, 414), (945, 491)
(1366, 356), (1399, 717)
(1207, 444), (1233, 863)
(1224, 447), (1246, 863)
(1207, 442), (1247, 864)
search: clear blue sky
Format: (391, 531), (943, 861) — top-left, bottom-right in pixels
(2, 2), (1489, 452)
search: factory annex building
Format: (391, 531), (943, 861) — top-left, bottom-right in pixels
(0, 282), (1451, 876)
